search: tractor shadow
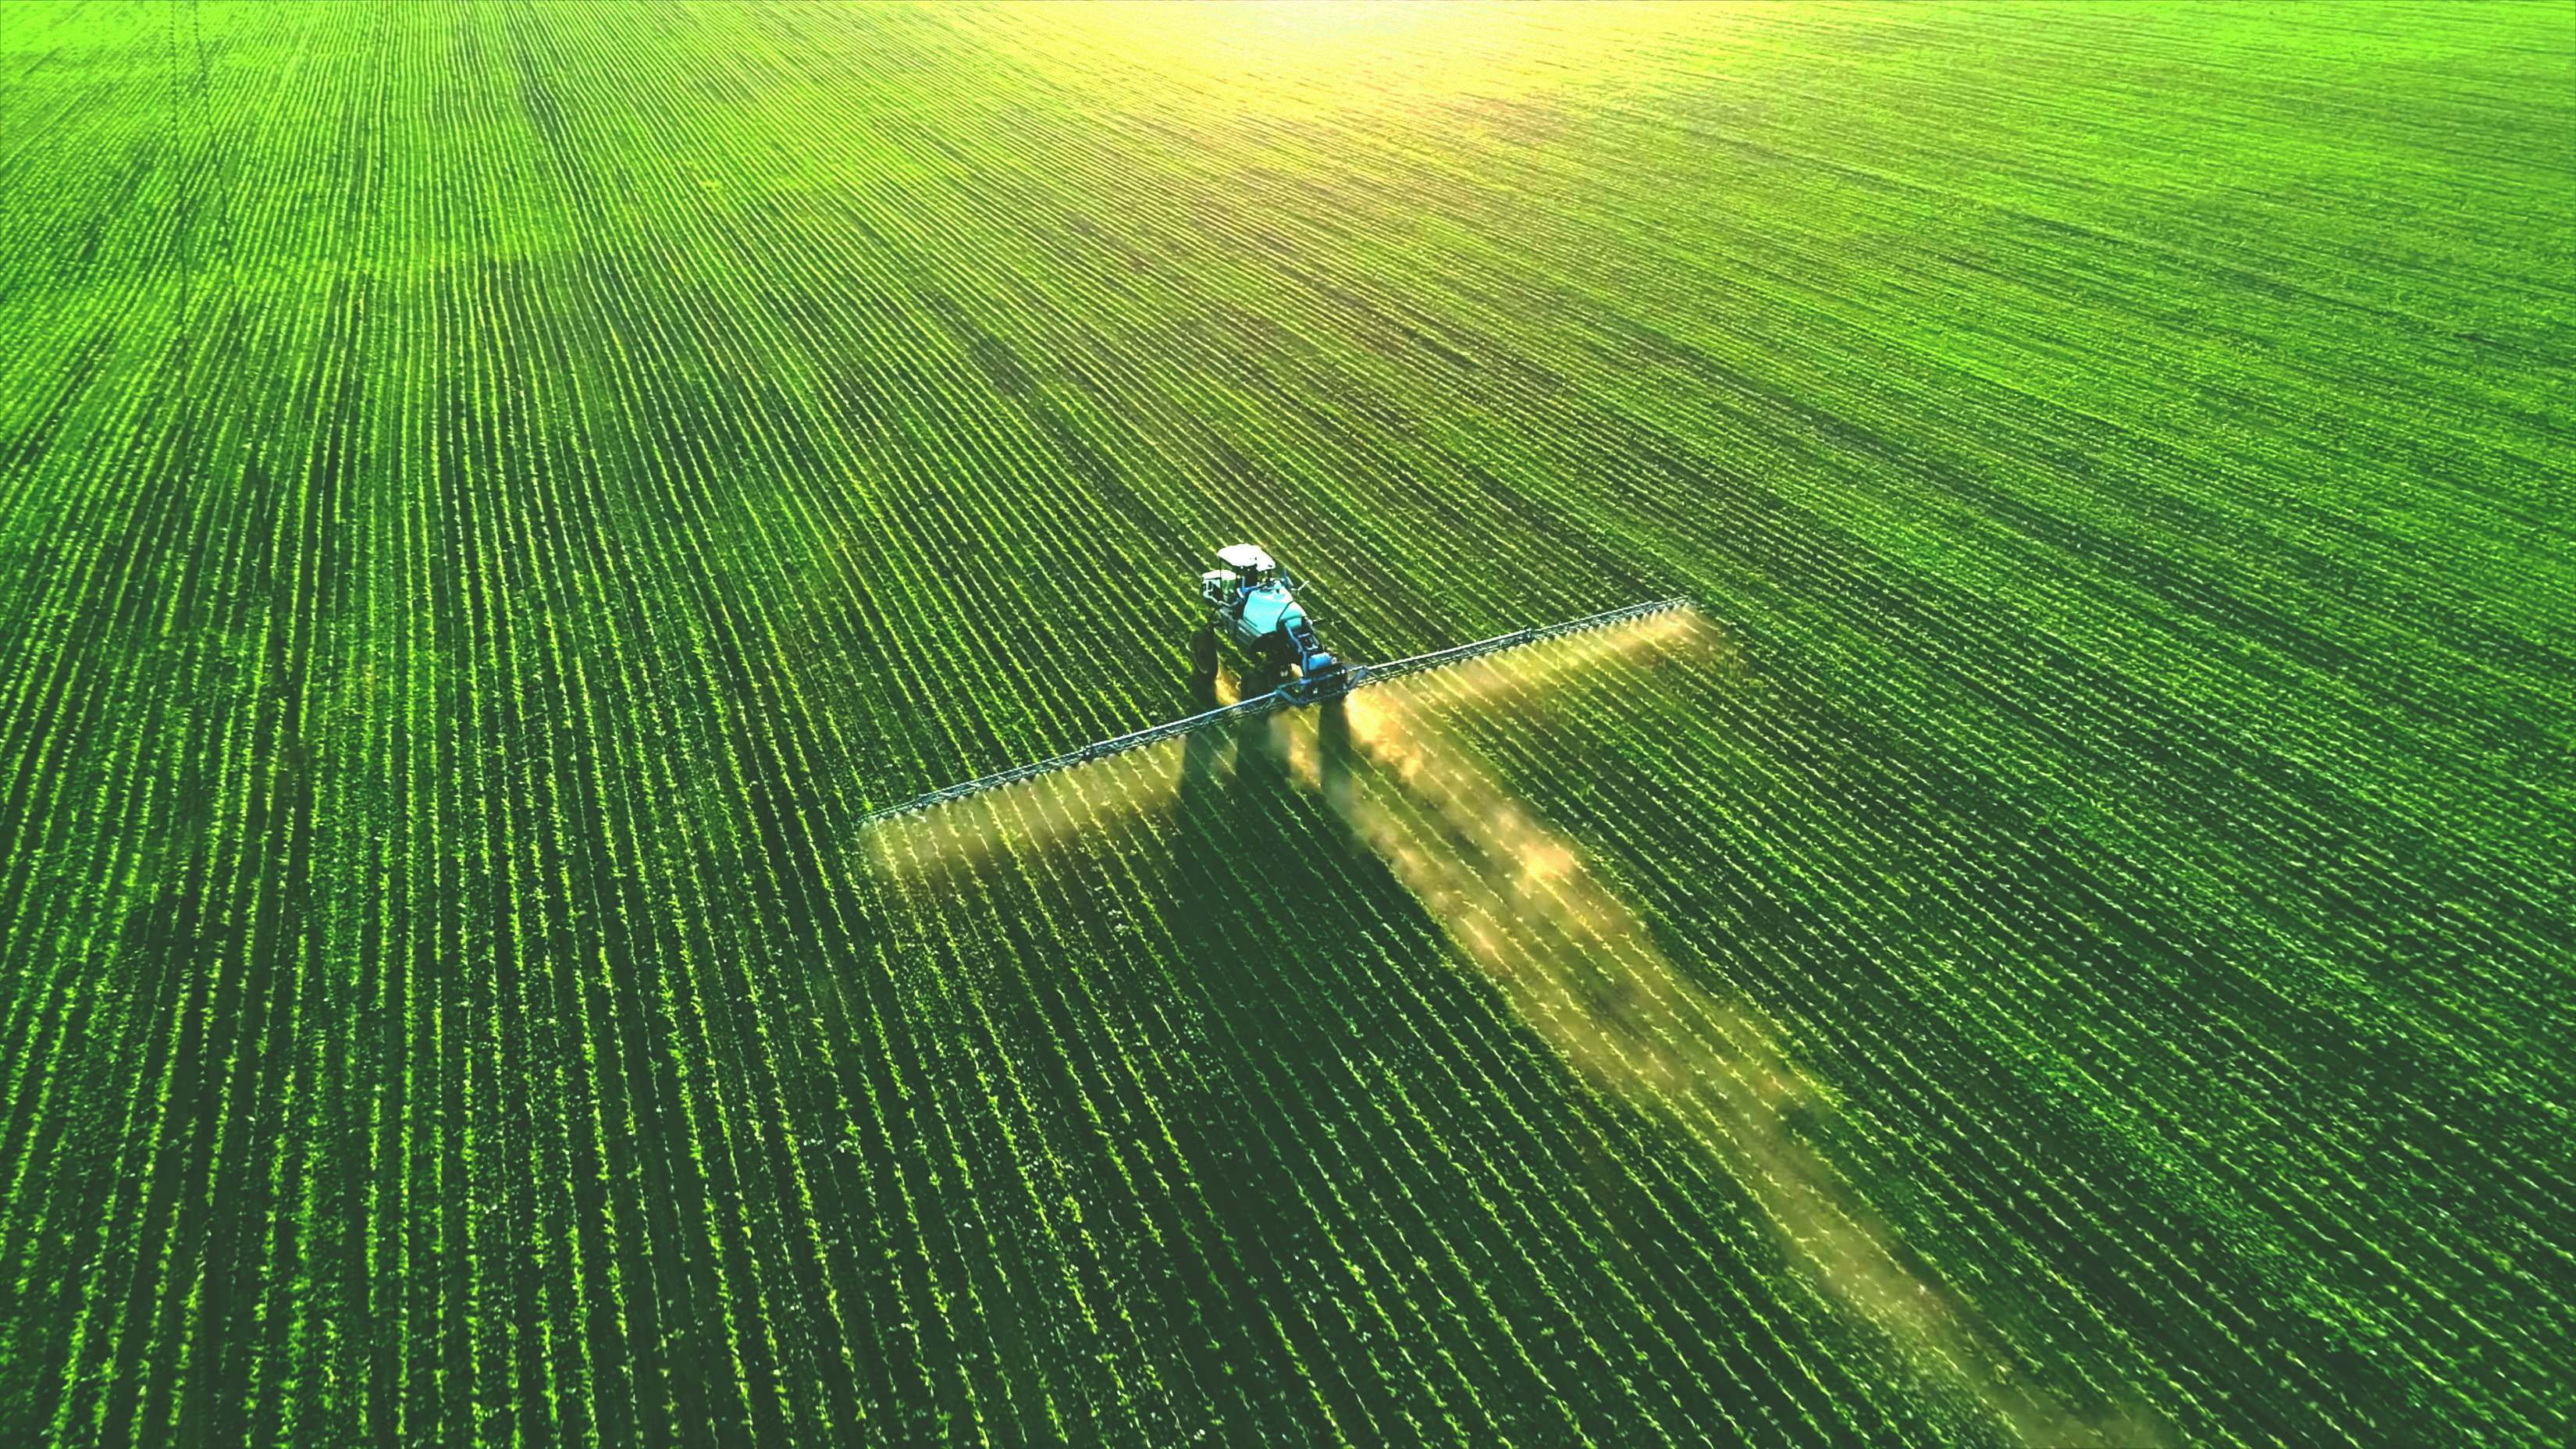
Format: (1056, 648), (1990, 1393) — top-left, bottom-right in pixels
(854, 609), (2164, 1445)
(1181, 618), (2164, 1447)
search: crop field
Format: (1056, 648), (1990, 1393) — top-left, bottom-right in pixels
(3, 2), (2571, 1444)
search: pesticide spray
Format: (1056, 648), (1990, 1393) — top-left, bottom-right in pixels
(862, 600), (2159, 1446)
(1272, 621), (2161, 1447)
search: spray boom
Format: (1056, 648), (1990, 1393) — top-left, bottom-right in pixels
(859, 593), (1692, 828)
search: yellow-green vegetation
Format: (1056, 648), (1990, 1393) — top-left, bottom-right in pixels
(2, 2), (2569, 1444)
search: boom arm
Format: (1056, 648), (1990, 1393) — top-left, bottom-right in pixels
(859, 597), (1691, 827)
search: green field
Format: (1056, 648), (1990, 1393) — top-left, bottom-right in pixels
(3, 2), (2571, 1444)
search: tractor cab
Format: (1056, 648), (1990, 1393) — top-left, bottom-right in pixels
(1199, 543), (1277, 613)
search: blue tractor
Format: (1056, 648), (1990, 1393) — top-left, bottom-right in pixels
(1199, 543), (1350, 702)
(853, 539), (1689, 828)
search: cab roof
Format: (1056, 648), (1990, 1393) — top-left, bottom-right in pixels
(1217, 543), (1276, 572)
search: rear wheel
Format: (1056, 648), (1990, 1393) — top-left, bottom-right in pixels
(1189, 626), (1219, 708)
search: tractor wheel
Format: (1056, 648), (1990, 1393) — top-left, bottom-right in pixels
(1189, 626), (1219, 708)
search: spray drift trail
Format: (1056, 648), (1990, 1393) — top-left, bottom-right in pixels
(863, 600), (2158, 1446)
